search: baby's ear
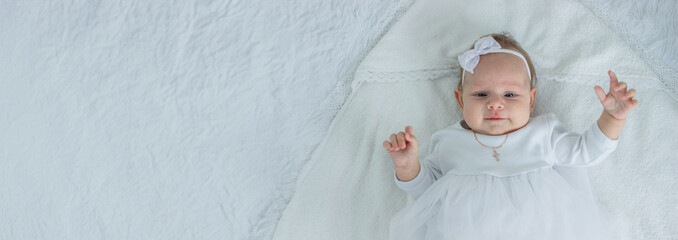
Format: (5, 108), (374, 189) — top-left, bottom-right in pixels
(454, 88), (464, 110)
(529, 87), (537, 112)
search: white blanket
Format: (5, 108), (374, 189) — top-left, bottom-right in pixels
(272, 0), (678, 239)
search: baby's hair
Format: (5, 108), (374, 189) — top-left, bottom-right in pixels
(457, 32), (538, 89)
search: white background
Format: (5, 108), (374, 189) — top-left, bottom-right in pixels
(0, 0), (674, 239)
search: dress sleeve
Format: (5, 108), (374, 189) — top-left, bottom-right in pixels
(547, 113), (619, 167)
(393, 133), (444, 200)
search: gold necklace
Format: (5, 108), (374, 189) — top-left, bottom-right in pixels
(473, 131), (509, 162)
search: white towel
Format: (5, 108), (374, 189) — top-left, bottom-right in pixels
(273, 0), (678, 239)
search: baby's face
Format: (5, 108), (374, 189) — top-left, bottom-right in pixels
(454, 53), (537, 136)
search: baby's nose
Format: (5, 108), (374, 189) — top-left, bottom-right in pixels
(487, 102), (504, 110)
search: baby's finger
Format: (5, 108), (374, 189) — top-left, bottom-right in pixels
(631, 99), (639, 108)
(383, 141), (392, 151)
(608, 70), (618, 87)
(594, 86), (606, 103)
(405, 132), (417, 143)
(405, 125), (414, 135)
(615, 82), (627, 91)
(397, 132), (406, 148)
(624, 89), (636, 99)
(390, 134), (398, 150)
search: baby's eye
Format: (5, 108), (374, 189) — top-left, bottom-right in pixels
(504, 93), (516, 98)
(474, 93), (487, 97)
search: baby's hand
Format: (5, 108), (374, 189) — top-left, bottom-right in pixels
(383, 126), (420, 168)
(594, 71), (639, 120)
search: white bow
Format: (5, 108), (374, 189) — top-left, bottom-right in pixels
(458, 36), (502, 74)
(457, 36), (532, 84)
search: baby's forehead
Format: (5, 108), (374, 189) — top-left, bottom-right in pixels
(478, 52), (526, 70)
(466, 77), (527, 89)
(466, 53), (530, 88)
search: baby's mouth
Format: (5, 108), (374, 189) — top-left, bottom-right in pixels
(485, 117), (507, 121)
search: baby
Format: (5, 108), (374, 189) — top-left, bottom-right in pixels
(383, 33), (638, 239)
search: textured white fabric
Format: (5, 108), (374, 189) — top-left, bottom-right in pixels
(352, 0), (659, 91)
(390, 114), (616, 239)
(579, 0), (678, 101)
(272, 0), (678, 239)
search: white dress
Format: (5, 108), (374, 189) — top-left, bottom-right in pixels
(390, 113), (618, 240)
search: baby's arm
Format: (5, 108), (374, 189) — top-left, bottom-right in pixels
(384, 127), (443, 199)
(395, 157), (420, 182)
(594, 71), (639, 140)
(550, 71), (637, 167)
(393, 146), (443, 200)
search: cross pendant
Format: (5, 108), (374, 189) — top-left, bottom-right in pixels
(493, 149), (500, 162)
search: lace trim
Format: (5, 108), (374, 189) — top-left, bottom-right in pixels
(352, 67), (457, 88)
(353, 68), (662, 91)
(539, 73), (662, 89)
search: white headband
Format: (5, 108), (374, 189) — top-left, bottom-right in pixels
(458, 36), (532, 85)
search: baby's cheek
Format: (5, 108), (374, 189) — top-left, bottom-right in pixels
(514, 106), (531, 124)
(461, 108), (474, 121)
(463, 109), (483, 128)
